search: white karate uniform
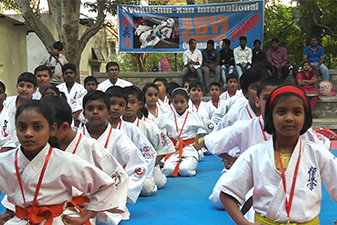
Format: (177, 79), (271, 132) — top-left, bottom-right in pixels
(157, 111), (215, 176)
(215, 100), (256, 131)
(157, 96), (169, 107)
(0, 106), (17, 146)
(211, 93), (245, 124)
(133, 117), (175, 189)
(219, 89), (243, 101)
(57, 82), (87, 113)
(0, 129), (16, 149)
(116, 119), (157, 197)
(188, 100), (214, 120)
(80, 123), (146, 205)
(3, 96), (17, 111)
(0, 143), (126, 225)
(220, 138), (337, 223)
(207, 116), (331, 213)
(32, 88), (43, 100)
(97, 79), (133, 92)
(146, 104), (171, 124)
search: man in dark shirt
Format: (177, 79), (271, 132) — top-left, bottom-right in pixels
(201, 39), (220, 93)
(266, 38), (290, 80)
(219, 38), (234, 88)
(252, 39), (266, 64)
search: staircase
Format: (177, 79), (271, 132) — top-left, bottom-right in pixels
(94, 69), (337, 130)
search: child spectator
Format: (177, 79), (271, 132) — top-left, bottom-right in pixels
(32, 65), (53, 100)
(105, 86), (157, 197)
(153, 78), (169, 106)
(188, 80), (214, 119)
(220, 85), (337, 224)
(84, 76), (99, 92)
(207, 82), (223, 109)
(165, 82), (180, 106)
(219, 73), (242, 102)
(0, 99), (126, 225)
(182, 79), (191, 91)
(42, 85), (67, 100)
(4, 72), (37, 110)
(158, 88), (215, 177)
(296, 61), (318, 110)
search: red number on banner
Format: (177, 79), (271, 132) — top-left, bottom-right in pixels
(195, 25), (207, 34)
(220, 24), (229, 33)
(181, 25), (193, 34)
(210, 24), (218, 33)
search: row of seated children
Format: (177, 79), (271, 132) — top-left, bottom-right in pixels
(1, 59), (336, 224)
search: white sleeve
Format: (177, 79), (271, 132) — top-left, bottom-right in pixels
(183, 51), (188, 66)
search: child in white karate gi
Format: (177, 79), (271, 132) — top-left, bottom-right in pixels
(157, 88), (215, 177)
(0, 99), (126, 225)
(143, 83), (170, 123)
(106, 86), (157, 197)
(154, 78), (169, 107)
(207, 82), (223, 110)
(220, 85), (337, 224)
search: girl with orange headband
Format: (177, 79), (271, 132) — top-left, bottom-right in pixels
(219, 85), (337, 225)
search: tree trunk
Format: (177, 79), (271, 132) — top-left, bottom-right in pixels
(134, 53), (149, 72)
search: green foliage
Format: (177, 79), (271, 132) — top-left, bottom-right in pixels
(83, 0), (141, 16)
(147, 53), (184, 72)
(109, 52), (137, 72)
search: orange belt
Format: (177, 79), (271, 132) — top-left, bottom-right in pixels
(67, 196), (91, 225)
(164, 138), (194, 177)
(16, 204), (63, 225)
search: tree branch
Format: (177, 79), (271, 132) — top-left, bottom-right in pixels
(16, 0), (55, 51)
(79, 0), (107, 53)
(311, 14), (337, 37)
(48, 0), (62, 38)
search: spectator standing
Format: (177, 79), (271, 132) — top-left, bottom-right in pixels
(39, 41), (68, 86)
(266, 38), (290, 80)
(219, 38), (235, 88)
(233, 36), (252, 78)
(181, 39), (203, 86)
(303, 37), (329, 81)
(252, 39), (266, 64)
(201, 39), (220, 93)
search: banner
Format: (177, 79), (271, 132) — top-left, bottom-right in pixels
(118, 1), (264, 53)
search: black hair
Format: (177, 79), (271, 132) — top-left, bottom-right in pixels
(82, 90), (111, 111)
(17, 72), (37, 87)
(264, 85), (312, 135)
(53, 41), (64, 51)
(302, 61), (311, 67)
(0, 81), (5, 92)
(41, 95), (72, 127)
(223, 38), (230, 46)
(15, 99), (60, 148)
(251, 60), (273, 74)
(143, 83), (159, 94)
(182, 79), (191, 87)
(34, 65), (52, 77)
(125, 86), (143, 101)
(62, 63), (76, 74)
(166, 82), (181, 96)
(240, 67), (271, 92)
(153, 77), (168, 86)
(256, 77), (284, 98)
(226, 73), (238, 82)
(207, 39), (215, 46)
(254, 39), (261, 45)
(209, 82), (221, 89)
(188, 80), (203, 92)
(172, 88), (189, 101)
(189, 39), (196, 45)
(271, 38), (279, 43)
(106, 62), (120, 71)
(105, 86), (128, 105)
(84, 76), (98, 86)
(42, 86), (67, 100)
(239, 36), (247, 41)
(311, 36), (319, 42)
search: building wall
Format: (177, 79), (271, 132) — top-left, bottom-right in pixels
(0, 18), (28, 96)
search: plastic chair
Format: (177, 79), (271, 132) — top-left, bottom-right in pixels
(314, 128), (337, 140)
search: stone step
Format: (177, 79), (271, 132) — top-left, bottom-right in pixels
(312, 118), (337, 130)
(312, 96), (337, 118)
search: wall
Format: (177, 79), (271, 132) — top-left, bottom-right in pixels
(0, 15), (28, 96)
